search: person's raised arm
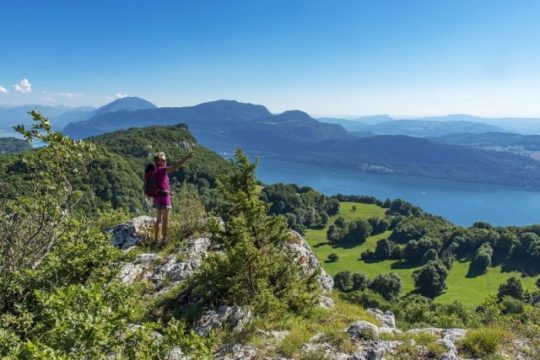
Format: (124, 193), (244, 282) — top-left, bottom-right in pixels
(166, 152), (194, 174)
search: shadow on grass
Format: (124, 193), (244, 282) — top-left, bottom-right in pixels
(327, 238), (367, 250)
(390, 259), (423, 270)
(314, 241), (330, 248)
(501, 258), (540, 277)
(466, 263), (487, 278)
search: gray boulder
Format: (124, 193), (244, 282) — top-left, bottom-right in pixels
(117, 253), (159, 284)
(167, 347), (189, 360)
(367, 308), (396, 329)
(319, 295), (336, 309)
(287, 231), (334, 292)
(214, 344), (257, 360)
(151, 237), (210, 288)
(348, 321), (379, 341)
(109, 215), (154, 249)
(301, 342), (350, 360)
(353, 340), (401, 360)
(195, 306), (253, 337)
(442, 328), (467, 342)
(437, 338), (459, 360)
(116, 237), (210, 289)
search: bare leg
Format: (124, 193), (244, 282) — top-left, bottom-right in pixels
(154, 208), (163, 244)
(161, 208), (170, 244)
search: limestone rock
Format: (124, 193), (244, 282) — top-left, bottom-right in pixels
(319, 295), (335, 308)
(348, 320), (379, 341)
(442, 328), (467, 342)
(117, 253), (159, 284)
(108, 215), (154, 249)
(367, 308), (396, 329)
(354, 340), (401, 360)
(437, 338), (459, 360)
(167, 347), (189, 360)
(301, 342), (350, 360)
(151, 237), (210, 288)
(214, 344), (257, 360)
(116, 237), (210, 289)
(195, 306), (253, 337)
(287, 231), (334, 292)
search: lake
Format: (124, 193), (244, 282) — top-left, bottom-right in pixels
(254, 157), (540, 227)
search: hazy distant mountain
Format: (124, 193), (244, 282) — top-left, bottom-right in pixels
(320, 115), (502, 137)
(359, 120), (502, 137)
(53, 106), (95, 130)
(63, 100), (353, 150)
(0, 105), (77, 136)
(0, 97), (157, 136)
(94, 96), (157, 116)
(431, 132), (540, 159)
(57, 96), (157, 130)
(0, 137), (31, 154)
(273, 135), (540, 189)
(318, 115), (392, 130)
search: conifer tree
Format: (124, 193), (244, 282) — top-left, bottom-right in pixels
(193, 149), (318, 314)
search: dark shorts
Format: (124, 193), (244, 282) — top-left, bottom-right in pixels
(154, 204), (172, 210)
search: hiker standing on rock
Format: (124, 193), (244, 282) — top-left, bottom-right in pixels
(150, 151), (194, 247)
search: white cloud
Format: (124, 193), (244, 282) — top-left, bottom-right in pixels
(0, 86), (7, 94)
(14, 78), (32, 93)
(114, 92), (128, 99)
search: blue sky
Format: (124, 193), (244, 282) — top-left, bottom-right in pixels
(1, 0), (540, 117)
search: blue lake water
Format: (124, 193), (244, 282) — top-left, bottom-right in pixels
(254, 157), (540, 227)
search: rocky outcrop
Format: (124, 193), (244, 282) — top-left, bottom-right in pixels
(194, 306), (253, 337)
(117, 253), (160, 284)
(167, 347), (189, 360)
(319, 295), (336, 309)
(117, 237), (210, 290)
(209, 308), (473, 360)
(214, 344), (257, 360)
(287, 231), (334, 292)
(108, 215), (154, 249)
(150, 237), (210, 289)
(348, 320), (380, 340)
(367, 308), (396, 329)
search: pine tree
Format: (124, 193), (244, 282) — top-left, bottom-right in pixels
(193, 149), (318, 314)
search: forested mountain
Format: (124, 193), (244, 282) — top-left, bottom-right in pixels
(63, 100), (353, 151)
(266, 135), (540, 189)
(354, 120), (502, 137)
(432, 132), (540, 159)
(61, 99), (540, 189)
(321, 117), (502, 137)
(0, 122), (231, 214)
(0, 137), (31, 154)
(322, 114), (540, 135)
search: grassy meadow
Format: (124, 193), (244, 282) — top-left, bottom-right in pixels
(305, 202), (538, 307)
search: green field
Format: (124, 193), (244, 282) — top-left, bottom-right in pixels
(305, 202), (538, 307)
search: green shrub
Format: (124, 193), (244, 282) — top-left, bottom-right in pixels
(327, 253), (339, 262)
(413, 259), (448, 298)
(459, 327), (508, 358)
(500, 296), (524, 314)
(369, 272), (402, 300)
(497, 277), (525, 301)
(341, 289), (392, 311)
(173, 186), (208, 240)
